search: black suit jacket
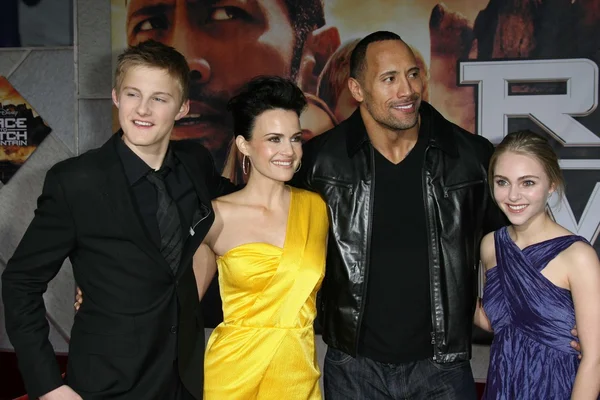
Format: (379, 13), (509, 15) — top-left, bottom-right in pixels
(1, 134), (234, 399)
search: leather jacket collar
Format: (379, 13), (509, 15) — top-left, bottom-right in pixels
(345, 101), (459, 158)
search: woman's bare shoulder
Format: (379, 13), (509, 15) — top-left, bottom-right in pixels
(480, 231), (497, 270)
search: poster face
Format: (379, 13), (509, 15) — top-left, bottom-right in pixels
(110, 0), (600, 252)
(0, 77), (52, 184)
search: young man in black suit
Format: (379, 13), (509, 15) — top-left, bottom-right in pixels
(2, 40), (232, 400)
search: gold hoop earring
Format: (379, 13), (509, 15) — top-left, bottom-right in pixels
(295, 161), (302, 173)
(242, 155), (249, 175)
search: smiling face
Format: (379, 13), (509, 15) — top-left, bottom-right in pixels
(112, 65), (189, 153)
(492, 151), (555, 227)
(236, 108), (302, 183)
(125, 0), (296, 161)
(349, 40), (423, 133)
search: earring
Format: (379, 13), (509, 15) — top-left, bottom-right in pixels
(295, 161), (302, 173)
(242, 155), (249, 175)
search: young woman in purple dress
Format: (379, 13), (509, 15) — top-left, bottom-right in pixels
(474, 130), (600, 400)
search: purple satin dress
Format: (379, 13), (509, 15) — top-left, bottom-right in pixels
(482, 226), (586, 399)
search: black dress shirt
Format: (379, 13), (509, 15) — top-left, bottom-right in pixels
(116, 136), (197, 251)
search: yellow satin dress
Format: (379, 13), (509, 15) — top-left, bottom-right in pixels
(204, 187), (328, 399)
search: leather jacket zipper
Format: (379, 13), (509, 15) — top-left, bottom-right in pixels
(423, 145), (439, 360)
(443, 179), (484, 198)
(313, 176), (354, 194)
(355, 145), (375, 354)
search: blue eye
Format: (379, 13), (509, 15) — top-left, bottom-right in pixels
(495, 179), (508, 187)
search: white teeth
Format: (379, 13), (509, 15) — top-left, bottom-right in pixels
(395, 104), (413, 110)
(272, 161), (292, 166)
(134, 120), (152, 126)
(508, 204), (527, 210)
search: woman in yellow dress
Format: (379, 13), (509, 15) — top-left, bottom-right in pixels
(193, 76), (328, 399)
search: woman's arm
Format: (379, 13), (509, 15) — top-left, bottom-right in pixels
(192, 242), (217, 300)
(192, 201), (223, 299)
(474, 232), (495, 332)
(569, 242), (600, 399)
(474, 297), (493, 332)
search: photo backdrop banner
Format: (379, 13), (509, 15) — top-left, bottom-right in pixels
(111, 0), (600, 255)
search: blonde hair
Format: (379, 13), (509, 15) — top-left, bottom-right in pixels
(114, 40), (190, 103)
(489, 130), (565, 198)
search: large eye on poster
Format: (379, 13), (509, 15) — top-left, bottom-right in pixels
(0, 0), (73, 47)
(110, 0), (600, 333)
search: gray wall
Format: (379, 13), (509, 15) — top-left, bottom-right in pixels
(0, 0), (112, 353)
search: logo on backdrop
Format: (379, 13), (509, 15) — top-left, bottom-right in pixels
(461, 58), (600, 244)
(0, 76), (52, 184)
(0, 109), (28, 146)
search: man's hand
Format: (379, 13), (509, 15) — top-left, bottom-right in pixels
(571, 326), (582, 359)
(40, 385), (82, 400)
(74, 287), (82, 312)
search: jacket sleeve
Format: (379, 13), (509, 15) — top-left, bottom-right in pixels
(201, 146), (240, 198)
(1, 168), (76, 398)
(482, 141), (508, 234)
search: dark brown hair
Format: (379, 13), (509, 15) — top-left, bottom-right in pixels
(227, 75), (307, 141)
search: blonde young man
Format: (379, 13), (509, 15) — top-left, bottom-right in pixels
(2, 40), (233, 400)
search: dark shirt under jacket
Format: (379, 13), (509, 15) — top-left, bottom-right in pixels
(359, 117), (433, 364)
(116, 137), (197, 249)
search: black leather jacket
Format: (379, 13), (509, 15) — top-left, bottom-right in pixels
(295, 102), (505, 362)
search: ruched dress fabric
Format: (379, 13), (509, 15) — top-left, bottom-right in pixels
(482, 226), (588, 399)
(204, 187), (328, 399)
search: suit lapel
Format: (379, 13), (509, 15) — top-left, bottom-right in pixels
(98, 135), (173, 274)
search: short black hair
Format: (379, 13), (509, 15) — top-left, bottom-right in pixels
(227, 76), (307, 140)
(285, 0), (326, 79)
(349, 31), (403, 81)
